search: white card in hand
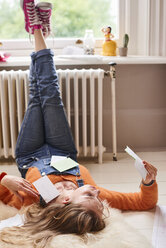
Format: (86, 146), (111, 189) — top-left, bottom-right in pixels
(134, 159), (147, 180)
(125, 146), (147, 180)
(33, 176), (60, 203)
(125, 146), (140, 160)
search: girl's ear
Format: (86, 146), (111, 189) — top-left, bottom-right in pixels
(62, 196), (71, 204)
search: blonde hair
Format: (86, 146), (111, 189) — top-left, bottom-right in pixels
(0, 203), (105, 248)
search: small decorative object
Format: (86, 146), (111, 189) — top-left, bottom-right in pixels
(75, 39), (83, 48)
(101, 26), (117, 56)
(83, 29), (95, 55)
(118, 34), (129, 56)
(0, 42), (10, 62)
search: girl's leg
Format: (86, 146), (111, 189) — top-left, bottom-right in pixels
(15, 1), (46, 158)
(33, 30), (77, 158)
(15, 57), (45, 158)
(17, 0), (76, 161)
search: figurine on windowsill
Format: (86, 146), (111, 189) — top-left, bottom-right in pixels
(0, 42), (10, 62)
(101, 26), (117, 56)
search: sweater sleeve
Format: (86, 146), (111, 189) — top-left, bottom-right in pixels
(0, 168), (41, 209)
(0, 183), (24, 209)
(25, 167), (42, 183)
(97, 181), (158, 211)
(0, 183), (13, 203)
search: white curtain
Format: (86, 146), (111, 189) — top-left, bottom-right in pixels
(119, 0), (166, 56)
(149, 0), (166, 56)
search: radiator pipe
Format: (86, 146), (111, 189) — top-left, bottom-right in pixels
(104, 63), (117, 161)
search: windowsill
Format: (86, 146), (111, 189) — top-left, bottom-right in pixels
(0, 55), (166, 68)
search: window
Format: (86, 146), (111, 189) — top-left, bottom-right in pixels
(0, 0), (118, 39)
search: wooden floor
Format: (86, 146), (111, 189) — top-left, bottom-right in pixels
(1, 150), (166, 244)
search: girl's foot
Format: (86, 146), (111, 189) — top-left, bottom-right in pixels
(36, 2), (53, 37)
(20, 0), (42, 34)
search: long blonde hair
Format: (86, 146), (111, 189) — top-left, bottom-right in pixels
(0, 203), (106, 248)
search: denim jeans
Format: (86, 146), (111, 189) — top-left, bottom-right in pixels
(15, 49), (77, 178)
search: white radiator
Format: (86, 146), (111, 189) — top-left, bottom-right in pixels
(0, 69), (106, 163)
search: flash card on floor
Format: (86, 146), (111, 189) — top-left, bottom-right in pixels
(125, 146), (147, 180)
(33, 176), (60, 203)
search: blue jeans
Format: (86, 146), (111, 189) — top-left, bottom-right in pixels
(15, 49), (77, 178)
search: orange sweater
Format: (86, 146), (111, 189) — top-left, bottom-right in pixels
(0, 165), (158, 210)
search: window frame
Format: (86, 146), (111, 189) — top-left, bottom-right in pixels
(1, 0), (123, 56)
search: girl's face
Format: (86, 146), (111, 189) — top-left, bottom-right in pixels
(73, 185), (104, 216)
(53, 184), (104, 216)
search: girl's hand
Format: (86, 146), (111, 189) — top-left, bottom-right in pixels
(1, 175), (39, 202)
(142, 161), (157, 185)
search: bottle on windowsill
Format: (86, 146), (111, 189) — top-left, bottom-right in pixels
(83, 29), (95, 55)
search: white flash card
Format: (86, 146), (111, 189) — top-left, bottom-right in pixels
(125, 146), (147, 180)
(51, 155), (67, 163)
(134, 159), (147, 180)
(125, 146), (141, 160)
(33, 176), (60, 203)
(51, 156), (78, 172)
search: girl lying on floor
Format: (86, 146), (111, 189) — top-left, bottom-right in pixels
(0, 0), (158, 247)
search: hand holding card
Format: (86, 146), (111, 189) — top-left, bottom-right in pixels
(142, 160), (157, 184)
(125, 146), (148, 180)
